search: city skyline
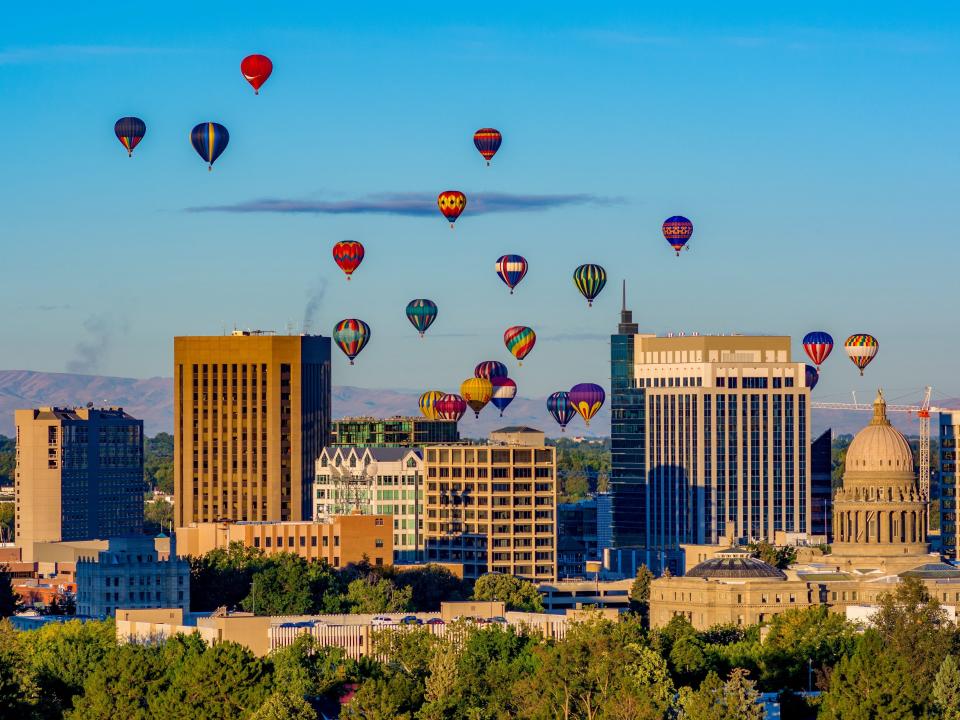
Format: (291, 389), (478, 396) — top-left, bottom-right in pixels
(2, 4), (959, 408)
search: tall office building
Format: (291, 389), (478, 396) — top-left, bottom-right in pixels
(15, 407), (143, 562)
(810, 429), (833, 540)
(940, 411), (960, 559)
(174, 331), (331, 527)
(330, 417), (459, 447)
(423, 427), (557, 581)
(610, 293), (812, 573)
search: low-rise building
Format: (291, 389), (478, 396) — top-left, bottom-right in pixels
(538, 578), (633, 612)
(176, 515), (393, 568)
(315, 447), (423, 562)
(331, 416), (459, 447)
(76, 536), (189, 619)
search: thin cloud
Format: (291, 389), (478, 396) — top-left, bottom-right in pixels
(0, 45), (173, 65)
(186, 192), (619, 217)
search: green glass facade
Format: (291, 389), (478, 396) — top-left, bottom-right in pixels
(331, 417), (459, 447)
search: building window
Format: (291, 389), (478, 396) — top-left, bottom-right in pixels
(375, 539), (384, 548)
(375, 518), (384, 526)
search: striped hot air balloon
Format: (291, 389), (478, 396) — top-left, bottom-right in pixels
(504, 326), (536, 365)
(190, 122), (230, 170)
(435, 393), (467, 422)
(802, 331), (834, 370)
(495, 255), (528, 294)
(844, 334), (879, 376)
(569, 383), (605, 427)
(332, 241), (364, 280)
(572, 264), (607, 307)
(114, 117), (146, 157)
(438, 191), (466, 228)
(490, 377), (517, 416)
(406, 299), (438, 338)
(475, 361), (508, 380)
(460, 377), (493, 418)
(332, 319), (370, 365)
(473, 128), (502, 165)
(547, 392), (576, 432)
(662, 216), (693, 255)
(419, 390), (444, 420)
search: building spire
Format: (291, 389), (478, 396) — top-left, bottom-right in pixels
(871, 388), (890, 426)
(622, 279), (626, 312)
(617, 279), (638, 334)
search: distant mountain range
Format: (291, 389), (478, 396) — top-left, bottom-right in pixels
(0, 370), (950, 440)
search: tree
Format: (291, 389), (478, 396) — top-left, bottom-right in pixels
(143, 498), (173, 535)
(630, 564), (654, 622)
(340, 673), (421, 720)
(0, 620), (39, 718)
(0, 502), (13, 543)
(677, 669), (763, 720)
(144, 433), (174, 494)
(270, 635), (356, 699)
(472, 574), (543, 613)
(391, 565), (467, 611)
(373, 627), (439, 679)
(755, 606), (856, 690)
(243, 553), (317, 615)
(0, 565), (23, 618)
(934, 655), (960, 720)
(251, 691), (318, 720)
(748, 541), (797, 569)
(190, 541), (266, 611)
(419, 639), (460, 720)
(344, 576), (413, 614)
(68, 642), (166, 720)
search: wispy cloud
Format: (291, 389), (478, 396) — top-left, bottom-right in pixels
(20, 304), (73, 312)
(186, 192), (620, 217)
(0, 45), (172, 65)
(66, 314), (129, 375)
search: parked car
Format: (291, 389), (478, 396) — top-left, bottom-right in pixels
(401, 615), (422, 625)
(371, 616), (395, 625)
(488, 616), (508, 624)
(426, 618), (445, 625)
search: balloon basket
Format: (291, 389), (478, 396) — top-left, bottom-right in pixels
(449, 223), (455, 229)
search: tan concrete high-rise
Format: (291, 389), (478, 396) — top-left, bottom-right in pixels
(15, 407), (144, 562)
(174, 332), (331, 527)
(423, 427), (557, 582)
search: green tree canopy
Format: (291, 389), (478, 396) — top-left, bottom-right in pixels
(472, 574), (543, 613)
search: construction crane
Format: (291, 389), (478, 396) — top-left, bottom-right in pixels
(812, 387), (935, 501)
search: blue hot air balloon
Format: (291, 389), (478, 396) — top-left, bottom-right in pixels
(805, 364), (819, 391)
(547, 392), (576, 432)
(406, 299), (438, 338)
(190, 122), (230, 170)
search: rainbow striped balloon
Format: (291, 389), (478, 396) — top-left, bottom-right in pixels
(844, 334), (878, 376)
(332, 319), (370, 365)
(504, 326), (536, 365)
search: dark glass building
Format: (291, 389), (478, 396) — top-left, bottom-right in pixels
(810, 429), (833, 540)
(331, 417), (459, 448)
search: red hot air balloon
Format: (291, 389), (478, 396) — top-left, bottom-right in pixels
(435, 393), (467, 422)
(241, 54), (273, 94)
(438, 191), (466, 228)
(332, 241), (364, 280)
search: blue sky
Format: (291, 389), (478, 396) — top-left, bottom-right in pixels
(1, 2), (958, 408)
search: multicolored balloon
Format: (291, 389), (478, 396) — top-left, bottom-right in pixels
(805, 365), (819, 391)
(473, 128), (502, 166)
(332, 240), (364, 280)
(475, 361), (508, 380)
(572, 264), (607, 307)
(435, 393), (467, 422)
(662, 216), (693, 256)
(844, 334), (879, 376)
(114, 117), (146, 157)
(438, 191), (466, 228)
(332, 319), (370, 365)
(495, 255), (528, 295)
(190, 122), (230, 170)
(547, 391), (576, 432)
(419, 390), (444, 420)
(406, 299), (438, 338)
(460, 378), (493, 418)
(490, 377), (517, 417)
(802, 331), (834, 370)
(569, 383), (605, 426)
(504, 326), (536, 365)
(241, 54), (273, 94)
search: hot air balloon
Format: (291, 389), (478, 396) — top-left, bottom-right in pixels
(406, 299), (438, 338)
(190, 122), (229, 170)
(504, 326), (536, 365)
(662, 216), (693, 255)
(461, 378), (493, 418)
(805, 365), (819, 391)
(332, 319), (370, 365)
(240, 54), (273, 94)
(475, 361), (508, 380)
(114, 117), (146, 157)
(438, 191), (466, 228)
(419, 390), (444, 420)
(495, 255), (528, 294)
(802, 331), (834, 370)
(473, 128), (502, 166)
(844, 334), (879, 376)
(573, 264), (607, 307)
(547, 392), (576, 432)
(569, 383), (605, 426)
(490, 377), (517, 416)
(435, 393), (467, 422)
(332, 240), (364, 280)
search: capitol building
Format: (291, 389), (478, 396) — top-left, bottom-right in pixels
(650, 390), (960, 629)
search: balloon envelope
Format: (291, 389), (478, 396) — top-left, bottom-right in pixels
(490, 377), (517, 416)
(332, 241), (364, 279)
(569, 383), (606, 426)
(460, 378), (493, 418)
(504, 326), (536, 364)
(473, 128), (502, 165)
(435, 393), (467, 422)
(844, 334), (879, 376)
(475, 361), (508, 380)
(573, 264), (607, 306)
(662, 216), (693, 255)
(241, 54), (273, 94)
(190, 122), (229, 169)
(419, 391), (444, 420)
(547, 392), (576, 431)
(333, 319), (370, 365)
(805, 365), (819, 391)
(406, 299), (438, 337)
(802, 331), (834, 369)
(114, 117), (146, 157)
(438, 191), (466, 227)
(495, 255), (528, 294)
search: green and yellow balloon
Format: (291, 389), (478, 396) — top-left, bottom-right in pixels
(573, 264), (607, 307)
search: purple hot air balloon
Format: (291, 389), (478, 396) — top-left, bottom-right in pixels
(475, 360), (508, 380)
(547, 392), (576, 432)
(568, 383), (606, 426)
(805, 364), (819, 391)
